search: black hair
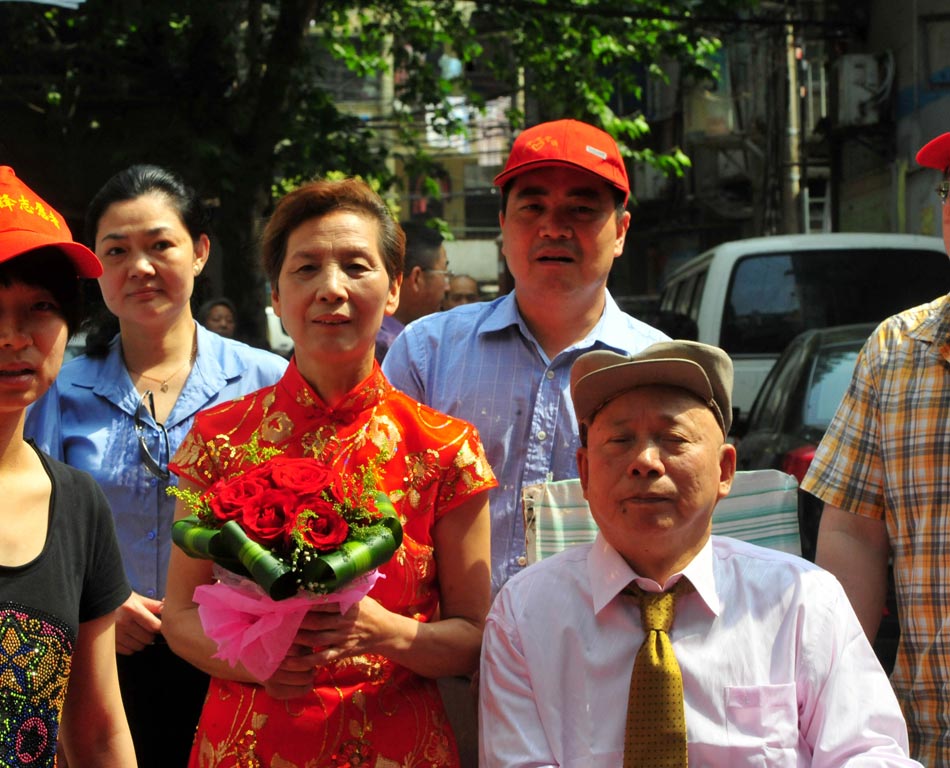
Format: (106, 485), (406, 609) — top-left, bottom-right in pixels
(0, 248), (82, 335)
(83, 164), (210, 356)
(84, 164), (211, 246)
(399, 221), (445, 274)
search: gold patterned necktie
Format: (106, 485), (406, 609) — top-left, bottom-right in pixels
(624, 578), (693, 768)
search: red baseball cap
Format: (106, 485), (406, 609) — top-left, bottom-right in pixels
(0, 166), (102, 278)
(493, 119), (630, 204)
(916, 133), (950, 172)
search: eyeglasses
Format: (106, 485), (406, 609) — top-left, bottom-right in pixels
(937, 180), (950, 205)
(135, 390), (170, 481)
(424, 268), (452, 287)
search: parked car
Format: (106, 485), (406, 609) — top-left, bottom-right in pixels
(658, 233), (950, 431)
(736, 322), (875, 556)
(735, 322), (899, 672)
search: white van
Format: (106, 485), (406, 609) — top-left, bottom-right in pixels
(657, 233), (950, 430)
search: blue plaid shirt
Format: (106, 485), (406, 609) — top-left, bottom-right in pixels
(383, 291), (668, 591)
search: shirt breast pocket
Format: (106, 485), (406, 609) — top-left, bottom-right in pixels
(722, 683), (798, 766)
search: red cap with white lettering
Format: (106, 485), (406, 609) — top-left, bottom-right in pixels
(493, 119), (630, 204)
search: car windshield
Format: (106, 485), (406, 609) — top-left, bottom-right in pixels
(802, 343), (861, 429)
(721, 248), (949, 355)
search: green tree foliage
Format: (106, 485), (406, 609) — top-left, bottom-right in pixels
(0, 0), (756, 341)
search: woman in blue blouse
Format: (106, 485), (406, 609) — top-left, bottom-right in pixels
(25, 165), (287, 768)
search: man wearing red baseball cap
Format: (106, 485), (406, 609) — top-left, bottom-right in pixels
(384, 120), (669, 762)
(384, 119), (667, 592)
(802, 132), (950, 765)
(916, 132), (950, 253)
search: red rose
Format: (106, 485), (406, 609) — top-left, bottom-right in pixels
(295, 498), (350, 553)
(265, 457), (334, 495)
(205, 475), (270, 523)
(241, 489), (298, 547)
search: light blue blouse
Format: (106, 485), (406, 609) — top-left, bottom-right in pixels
(25, 322), (288, 599)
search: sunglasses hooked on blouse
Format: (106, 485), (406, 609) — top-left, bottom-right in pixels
(135, 389), (171, 481)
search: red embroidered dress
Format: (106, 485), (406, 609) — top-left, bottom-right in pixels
(170, 360), (496, 768)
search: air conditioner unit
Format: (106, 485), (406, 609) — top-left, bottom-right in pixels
(834, 54), (881, 127)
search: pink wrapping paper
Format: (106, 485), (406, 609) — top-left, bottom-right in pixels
(193, 566), (382, 681)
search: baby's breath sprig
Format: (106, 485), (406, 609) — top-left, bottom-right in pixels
(243, 432), (283, 466)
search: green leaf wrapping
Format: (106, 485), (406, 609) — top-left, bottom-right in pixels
(216, 521), (300, 600)
(296, 492), (403, 595)
(171, 515), (247, 575)
(171, 492), (403, 601)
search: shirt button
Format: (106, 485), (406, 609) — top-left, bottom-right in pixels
(537, 430), (547, 441)
(516, 556), (527, 566)
(147, 530), (157, 540)
(545, 370), (555, 380)
(146, 589), (156, 598)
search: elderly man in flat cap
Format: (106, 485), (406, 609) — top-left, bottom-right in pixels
(479, 340), (918, 768)
(803, 133), (950, 765)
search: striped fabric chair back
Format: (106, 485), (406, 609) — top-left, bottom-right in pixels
(522, 469), (801, 565)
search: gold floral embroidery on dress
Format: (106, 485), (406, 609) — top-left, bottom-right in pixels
(331, 689), (372, 766)
(172, 430), (208, 478)
(334, 654), (386, 684)
(422, 709), (457, 767)
(366, 414), (400, 456)
(428, 437), (495, 504)
(463, 438), (494, 485)
(294, 385), (317, 408)
(398, 535), (435, 592)
(260, 410), (294, 444)
(234, 728), (261, 768)
(403, 449), (441, 509)
(453, 439), (476, 468)
(301, 424), (338, 459)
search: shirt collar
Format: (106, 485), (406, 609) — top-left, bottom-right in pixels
(589, 533), (721, 617)
(477, 292), (522, 335)
(908, 293), (950, 364)
(80, 323), (253, 421)
(595, 291), (649, 352)
(477, 289), (633, 354)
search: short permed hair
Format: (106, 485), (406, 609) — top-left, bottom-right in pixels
(261, 178), (405, 289)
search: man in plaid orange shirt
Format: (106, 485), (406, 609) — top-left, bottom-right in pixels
(802, 131), (950, 766)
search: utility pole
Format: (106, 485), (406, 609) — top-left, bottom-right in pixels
(784, 18), (802, 234)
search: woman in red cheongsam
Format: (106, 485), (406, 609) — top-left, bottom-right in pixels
(163, 178), (496, 768)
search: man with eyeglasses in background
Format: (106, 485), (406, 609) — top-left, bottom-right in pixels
(374, 220), (449, 362)
(802, 132), (950, 766)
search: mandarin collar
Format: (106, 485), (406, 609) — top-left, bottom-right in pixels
(278, 357), (391, 424)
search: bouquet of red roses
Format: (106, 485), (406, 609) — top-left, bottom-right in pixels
(171, 453), (402, 600)
(169, 452), (402, 678)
